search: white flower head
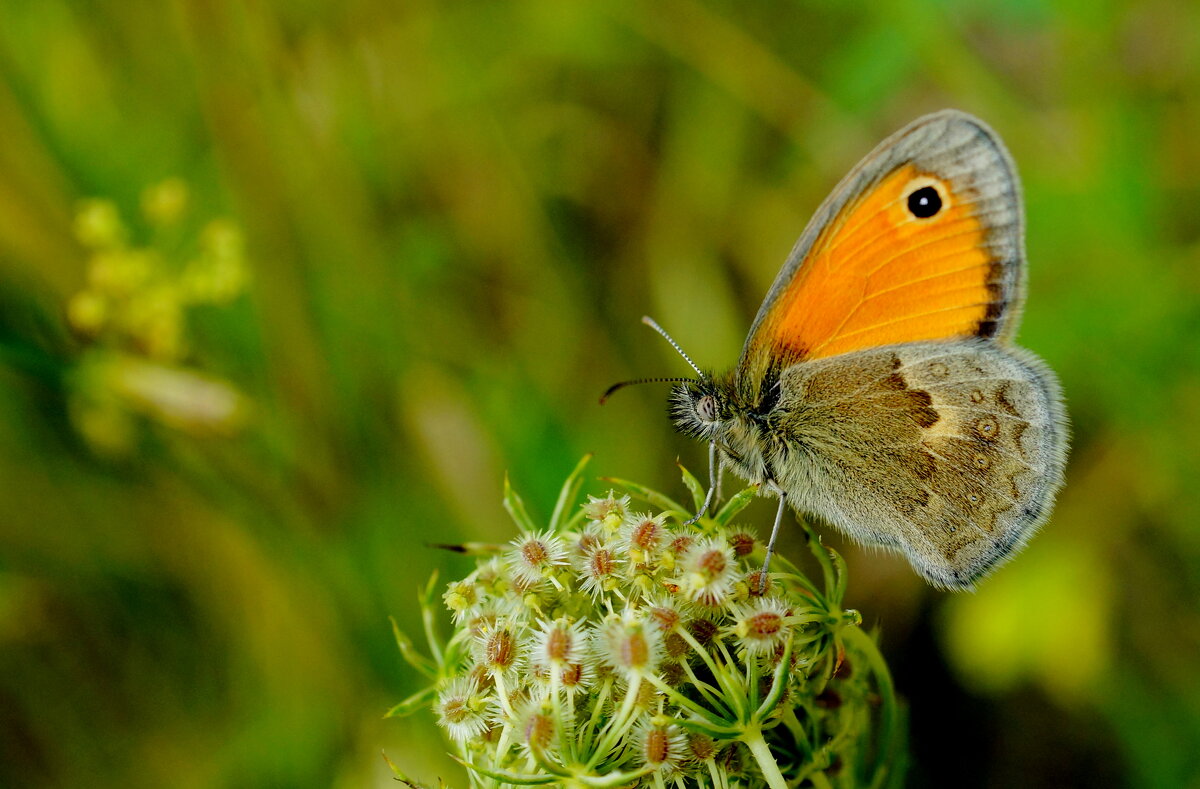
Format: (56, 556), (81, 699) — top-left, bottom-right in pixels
(675, 536), (738, 608)
(593, 609), (663, 679)
(577, 538), (622, 600)
(618, 511), (669, 563)
(506, 529), (568, 588)
(633, 716), (688, 775)
(435, 676), (490, 743)
(582, 491), (631, 532)
(531, 617), (588, 675)
(726, 597), (793, 656)
(472, 618), (525, 680)
(512, 696), (557, 757)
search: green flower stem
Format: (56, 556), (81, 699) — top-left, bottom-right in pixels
(741, 724), (789, 789)
(712, 641), (750, 719)
(419, 573), (446, 668)
(549, 454), (593, 532)
(780, 706), (813, 756)
(678, 660), (729, 715)
(643, 673), (727, 724)
(493, 673), (517, 719)
(776, 572), (823, 597)
(587, 675), (642, 769)
(549, 672), (573, 763)
(577, 676), (613, 754)
(676, 628), (727, 686)
(810, 771), (836, 789)
(745, 653), (763, 711)
(702, 758), (729, 789)
(490, 728), (515, 781)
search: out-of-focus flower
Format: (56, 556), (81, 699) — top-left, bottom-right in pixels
(64, 182), (251, 454)
(182, 220), (249, 305)
(74, 199), (126, 250)
(69, 353), (250, 452)
(141, 178), (189, 226)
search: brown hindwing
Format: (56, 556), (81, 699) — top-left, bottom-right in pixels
(772, 340), (1067, 588)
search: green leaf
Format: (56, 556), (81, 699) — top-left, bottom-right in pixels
(450, 754), (563, 785)
(598, 476), (688, 517)
(381, 749), (434, 787)
(828, 545), (849, 605)
(842, 625), (905, 789)
(419, 570), (440, 609)
(754, 630), (796, 719)
(503, 473), (538, 533)
(384, 686), (436, 718)
(550, 453), (592, 533)
(803, 521), (838, 596)
(391, 617), (435, 678)
(714, 485), (758, 525)
(572, 766), (657, 788)
(678, 461), (706, 511)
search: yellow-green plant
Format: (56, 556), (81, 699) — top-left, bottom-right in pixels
(64, 180), (250, 453)
(391, 457), (903, 788)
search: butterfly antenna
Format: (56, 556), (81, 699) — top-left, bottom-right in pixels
(642, 316), (704, 377)
(600, 377), (694, 405)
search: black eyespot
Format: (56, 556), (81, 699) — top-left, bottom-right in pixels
(907, 185), (942, 219)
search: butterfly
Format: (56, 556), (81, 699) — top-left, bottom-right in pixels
(622, 110), (1068, 590)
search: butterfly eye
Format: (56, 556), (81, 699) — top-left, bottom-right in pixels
(696, 395), (718, 423)
(906, 185), (943, 219)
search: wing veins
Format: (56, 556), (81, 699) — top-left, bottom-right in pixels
(862, 259), (992, 302)
(808, 302), (991, 356)
(806, 224), (995, 355)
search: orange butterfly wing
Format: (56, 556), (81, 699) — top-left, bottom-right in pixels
(739, 111), (1024, 384)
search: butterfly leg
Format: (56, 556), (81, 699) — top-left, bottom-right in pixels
(759, 485), (787, 593)
(683, 441), (719, 526)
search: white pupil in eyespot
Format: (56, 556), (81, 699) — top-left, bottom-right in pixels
(696, 395), (717, 423)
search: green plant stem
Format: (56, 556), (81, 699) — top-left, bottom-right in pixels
(587, 674), (641, 769)
(741, 725), (789, 789)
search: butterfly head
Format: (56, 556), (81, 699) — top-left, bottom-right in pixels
(668, 377), (731, 441)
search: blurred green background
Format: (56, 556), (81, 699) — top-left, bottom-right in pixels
(0, 1), (1198, 787)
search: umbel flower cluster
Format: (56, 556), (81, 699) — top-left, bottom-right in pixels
(391, 458), (901, 789)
